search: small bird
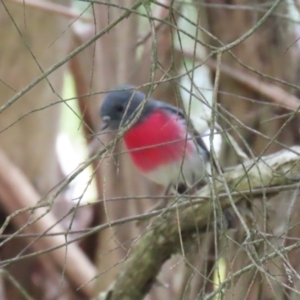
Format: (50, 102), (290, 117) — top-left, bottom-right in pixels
(100, 85), (213, 194)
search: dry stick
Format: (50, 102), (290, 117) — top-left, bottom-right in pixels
(0, 1), (142, 115)
(103, 146), (300, 300)
(184, 51), (300, 112)
(205, 58), (300, 111)
(102, 1), (285, 298)
(0, 165), (299, 272)
(0, 148), (97, 297)
(1, 270), (34, 300)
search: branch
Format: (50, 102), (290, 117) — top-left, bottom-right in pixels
(0, 1), (142, 115)
(183, 51), (300, 111)
(0, 148), (97, 297)
(100, 146), (300, 300)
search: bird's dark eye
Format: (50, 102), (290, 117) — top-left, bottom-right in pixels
(116, 105), (124, 112)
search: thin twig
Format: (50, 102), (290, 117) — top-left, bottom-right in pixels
(184, 51), (300, 111)
(0, 148), (97, 297)
(103, 146), (300, 300)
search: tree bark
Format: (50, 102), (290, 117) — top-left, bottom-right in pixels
(100, 146), (300, 300)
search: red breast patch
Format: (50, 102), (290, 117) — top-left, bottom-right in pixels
(123, 109), (194, 172)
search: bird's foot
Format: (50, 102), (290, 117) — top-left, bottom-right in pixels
(216, 208), (238, 232)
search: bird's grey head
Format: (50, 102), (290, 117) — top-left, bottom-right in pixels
(100, 85), (148, 131)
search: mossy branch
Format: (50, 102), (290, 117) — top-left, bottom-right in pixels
(100, 146), (300, 300)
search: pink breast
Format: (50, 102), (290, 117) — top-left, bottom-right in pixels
(123, 110), (194, 172)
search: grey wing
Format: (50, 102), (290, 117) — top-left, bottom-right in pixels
(156, 100), (208, 152)
(155, 99), (220, 172)
(154, 100), (186, 119)
(190, 122), (221, 173)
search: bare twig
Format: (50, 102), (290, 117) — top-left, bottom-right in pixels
(0, 1), (142, 115)
(0, 148), (97, 297)
(184, 51), (300, 111)
(101, 146), (300, 300)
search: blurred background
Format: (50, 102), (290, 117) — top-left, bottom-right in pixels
(1, 0), (300, 299)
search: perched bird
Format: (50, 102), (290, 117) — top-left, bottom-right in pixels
(100, 85), (213, 194)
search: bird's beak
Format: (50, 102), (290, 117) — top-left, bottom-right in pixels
(101, 116), (111, 131)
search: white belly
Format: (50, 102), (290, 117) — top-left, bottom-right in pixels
(144, 150), (207, 188)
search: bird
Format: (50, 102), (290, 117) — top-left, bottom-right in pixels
(100, 85), (213, 194)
